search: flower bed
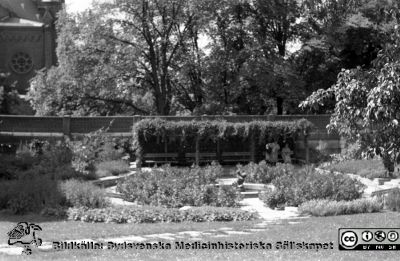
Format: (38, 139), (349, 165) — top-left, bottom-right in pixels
(67, 206), (258, 223)
(117, 163), (242, 208)
(298, 198), (383, 216)
(259, 167), (366, 208)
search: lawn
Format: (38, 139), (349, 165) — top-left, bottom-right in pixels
(0, 211), (257, 242)
(323, 159), (387, 179)
(2, 212), (400, 260)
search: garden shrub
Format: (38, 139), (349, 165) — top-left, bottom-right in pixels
(97, 142), (125, 161)
(259, 187), (286, 209)
(260, 167), (366, 207)
(117, 164), (239, 208)
(41, 141), (73, 166)
(332, 141), (364, 163)
(215, 185), (242, 207)
(1, 140), (80, 181)
(60, 179), (109, 209)
(237, 161), (294, 184)
(67, 206), (257, 223)
(308, 147), (332, 164)
(15, 159), (85, 181)
(54, 165), (85, 180)
(385, 189), (400, 211)
(69, 128), (130, 175)
(1, 174), (105, 214)
(24, 139), (50, 156)
(7, 175), (64, 214)
(69, 132), (106, 175)
(299, 198), (383, 216)
(0, 155), (21, 180)
(0, 152), (39, 180)
(0, 180), (14, 209)
(15, 142), (36, 158)
(95, 160), (130, 178)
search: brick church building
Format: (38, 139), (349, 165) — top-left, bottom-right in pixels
(0, 0), (64, 93)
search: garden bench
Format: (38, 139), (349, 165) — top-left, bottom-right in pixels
(186, 152), (217, 163)
(222, 152), (251, 162)
(143, 152), (179, 165)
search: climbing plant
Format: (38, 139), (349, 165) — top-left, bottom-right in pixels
(132, 118), (314, 164)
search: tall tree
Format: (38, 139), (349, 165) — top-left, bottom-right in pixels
(293, 0), (399, 114)
(110, 0), (207, 115)
(29, 0), (210, 116)
(300, 4), (400, 171)
(247, 0), (304, 114)
(29, 8), (154, 116)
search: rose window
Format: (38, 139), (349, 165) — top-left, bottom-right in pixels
(10, 52), (33, 74)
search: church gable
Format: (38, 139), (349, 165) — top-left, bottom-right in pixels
(0, 0), (64, 94)
(0, 0), (41, 21)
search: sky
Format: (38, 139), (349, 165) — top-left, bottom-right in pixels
(64, 0), (301, 53)
(65, 0), (95, 13)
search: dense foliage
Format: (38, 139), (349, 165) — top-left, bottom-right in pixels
(69, 127), (131, 175)
(0, 136), (127, 214)
(27, 0), (398, 116)
(133, 118), (312, 141)
(132, 118), (313, 161)
(300, 24), (400, 171)
(60, 179), (110, 209)
(0, 71), (34, 115)
(1, 175), (64, 214)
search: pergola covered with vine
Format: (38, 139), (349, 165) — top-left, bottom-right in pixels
(132, 118), (314, 166)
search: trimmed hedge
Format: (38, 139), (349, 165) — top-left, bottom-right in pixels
(67, 206), (257, 223)
(299, 199), (383, 216)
